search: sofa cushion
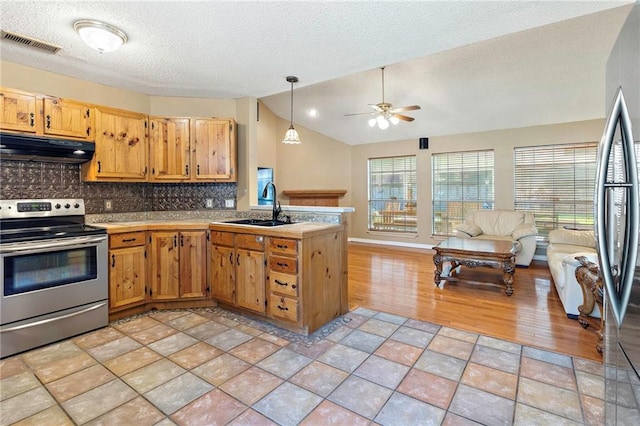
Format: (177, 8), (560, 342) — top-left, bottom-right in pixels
(457, 222), (483, 237)
(548, 229), (596, 248)
(467, 210), (526, 236)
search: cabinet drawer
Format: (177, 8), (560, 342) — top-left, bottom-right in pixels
(237, 234), (265, 251)
(210, 231), (234, 247)
(269, 238), (298, 255)
(269, 255), (297, 274)
(109, 231), (146, 248)
(269, 294), (299, 322)
(269, 271), (298, 297)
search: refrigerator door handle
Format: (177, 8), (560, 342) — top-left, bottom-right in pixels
(595, 87), (638, 328)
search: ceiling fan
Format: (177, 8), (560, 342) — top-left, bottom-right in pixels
(345, 66), (421, 129)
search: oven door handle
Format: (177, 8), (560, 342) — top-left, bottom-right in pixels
(0, 235), (107, 254)
(0, 302), (107, 333)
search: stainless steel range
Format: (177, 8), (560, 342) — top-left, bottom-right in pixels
(0, 198), (108, 358)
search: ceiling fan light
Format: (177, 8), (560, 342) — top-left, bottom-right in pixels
(368, 118), (377, 127)
(74, 20), (127, 52)
(282, 125), (301, 144)
(389, 115), (400, 125)
(377, 115), (389, 130)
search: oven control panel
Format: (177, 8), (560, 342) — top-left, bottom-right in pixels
(0, 199), (86, 218)
(17, 202), (52, 212)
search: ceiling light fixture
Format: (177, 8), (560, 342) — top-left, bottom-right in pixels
(282, 76), (301, 144)
(73, 20), (127, 53)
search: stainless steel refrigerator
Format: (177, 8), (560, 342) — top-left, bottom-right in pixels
(598, 4), (640, 425)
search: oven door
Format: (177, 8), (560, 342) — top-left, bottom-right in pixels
(0, 234), (108, 325)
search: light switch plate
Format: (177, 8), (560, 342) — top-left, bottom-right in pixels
(225, 199), (234, 208)
(205, 199), (214, 209)
(104, 200), (113, 211)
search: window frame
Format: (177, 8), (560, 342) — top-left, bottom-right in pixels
(367, 155), (417, 233)
(513, 142), (598, 240)
(431, 149), (495, 237)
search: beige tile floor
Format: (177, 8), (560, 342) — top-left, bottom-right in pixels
(0, 307), (605, 425)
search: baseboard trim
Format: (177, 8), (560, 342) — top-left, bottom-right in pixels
(348, 238), (549, 262)
(348, 237), (434, 250)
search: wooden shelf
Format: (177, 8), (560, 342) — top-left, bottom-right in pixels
(283, 189), (347, 207)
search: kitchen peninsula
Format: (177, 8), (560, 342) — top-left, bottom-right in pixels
(93, 207), (350, 336)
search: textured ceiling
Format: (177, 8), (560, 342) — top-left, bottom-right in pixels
(0, 1), (635, 145)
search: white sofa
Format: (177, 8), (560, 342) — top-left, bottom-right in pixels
(546, 228), (600, 319)
(455, 209), (538, 267)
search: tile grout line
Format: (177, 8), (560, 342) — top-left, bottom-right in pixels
(1, 307), (605, 425)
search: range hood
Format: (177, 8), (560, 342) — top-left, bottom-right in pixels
(0, 133), (95, 164)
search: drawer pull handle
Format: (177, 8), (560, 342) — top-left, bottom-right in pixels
(275, 279), (288, 287)
(111, 254), (115, 267)
(277, 244), (289, 249)
(276, 262), (289, 268)
(121, 238), (136, 243)
(277, 305), (289, 311)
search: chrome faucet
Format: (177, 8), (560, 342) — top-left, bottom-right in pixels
(262, 181), (281, 222)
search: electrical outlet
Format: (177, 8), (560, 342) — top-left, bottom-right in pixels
(104, 199), (113, 211)
(225, 199), (235, 208)
(205, 199), (214, 209)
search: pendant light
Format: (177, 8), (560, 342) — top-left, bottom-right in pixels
(282, 76), (302, 144)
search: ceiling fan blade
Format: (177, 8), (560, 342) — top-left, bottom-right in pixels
(393, 114), (415, 122)
(390, 105), (421, 113)
(344, 111), (375, 117)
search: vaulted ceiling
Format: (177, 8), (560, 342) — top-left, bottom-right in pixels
(0, 1), (635, 144)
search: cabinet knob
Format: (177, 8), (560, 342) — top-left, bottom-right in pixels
(256, 236), (264, 243)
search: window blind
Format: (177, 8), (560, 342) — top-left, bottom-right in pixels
(514, 143), (597, 239)
(368, 156), (417, 232)
(432, 150), (494, 236)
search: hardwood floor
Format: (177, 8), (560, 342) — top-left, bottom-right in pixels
(347, 242), (601, 362)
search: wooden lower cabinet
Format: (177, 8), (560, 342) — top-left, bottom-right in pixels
(236, 234), (266, 314)
(149, 229), (209, 301)
(267, 238), (300, 323)
(209, 225), (345, 335)
(109, 231), (147, 311)
(179, 231), (209, 298)
(211, 233), (236, 304)
(210, 231), (265, 314)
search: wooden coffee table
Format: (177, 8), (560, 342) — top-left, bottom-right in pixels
(433, 237), (518, 295)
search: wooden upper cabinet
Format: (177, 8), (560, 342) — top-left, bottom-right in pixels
(0, 88), (39, 133)
(42, 97), (92, 140)
(83, 106), (147, 181)
(149, 117), (190, 181)
(192, 118), (237, 182)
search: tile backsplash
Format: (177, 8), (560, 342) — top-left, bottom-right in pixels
(0, 160), (237, 214)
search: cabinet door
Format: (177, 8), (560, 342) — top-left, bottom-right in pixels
(0, 88), (38, 133)
(43, 97), (92, 140)
(192, 119), (236, 181)
(179, 230), (208, 298)
(109, 245), (147, 309)
(211, 245), (236, 304)
(90, 107), (147, 180)
(149, 232), (180, 300)
(149, 117), (190, 181)
(236, 249), (266, 313)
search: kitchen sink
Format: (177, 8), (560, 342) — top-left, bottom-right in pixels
(223, 219), (293, 227)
